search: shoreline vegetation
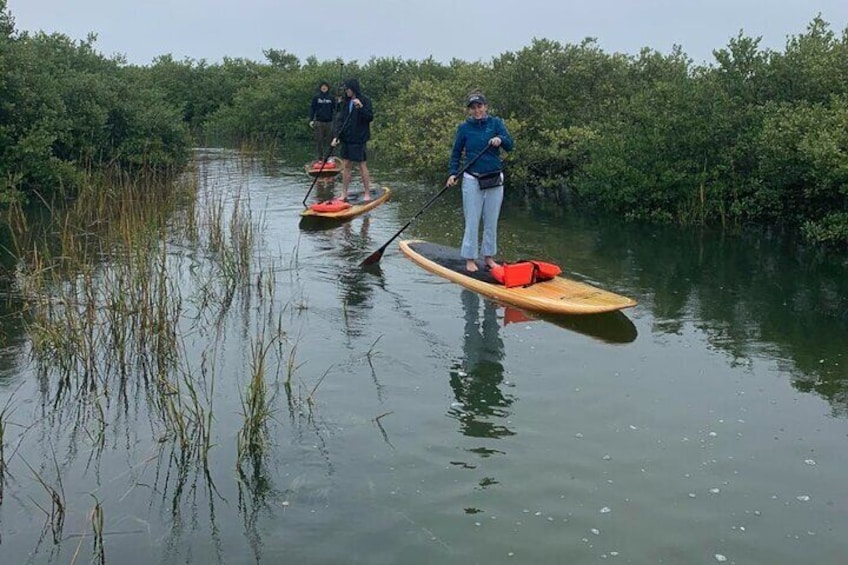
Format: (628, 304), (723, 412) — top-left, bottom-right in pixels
(1, 1), (846, 247)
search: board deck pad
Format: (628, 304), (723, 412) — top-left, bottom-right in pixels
(399, 240), (637, 315)
(340, 189), (380, 205)
(410, 241), (501, 284)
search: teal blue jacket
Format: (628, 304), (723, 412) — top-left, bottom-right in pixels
(448, 115), (514, 176)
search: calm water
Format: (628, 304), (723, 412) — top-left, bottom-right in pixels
(1, 149), (847, 564)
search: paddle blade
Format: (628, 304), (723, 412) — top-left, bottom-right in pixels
(359, 247), (385, 267)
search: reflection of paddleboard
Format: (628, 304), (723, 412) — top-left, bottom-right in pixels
(300, 187), (391, 220)
(305, 159), (341, 178)
(503, 306), (534, 326)
(502, 306), (637, 344)
(399, 240), (637, 315)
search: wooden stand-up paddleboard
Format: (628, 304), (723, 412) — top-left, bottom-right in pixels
(399, 240), (637, 315)
(300, 187), (391, 220)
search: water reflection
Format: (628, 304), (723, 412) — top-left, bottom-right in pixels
(313, 177), (337, 203)
(2, 150), (848, 563)
(529, 309), (638, 344)
(298, 213), (383, 338)
(237, 455), (277, 564)
(336, 218), (381, 336)
(421, 199), (848, 414)
(448, 290), (515, 439)
(156, 446), (225, 565)
(0, 293), (25, 383)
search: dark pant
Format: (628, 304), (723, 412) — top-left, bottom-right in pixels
(315, 121), (333, 160)
(340, 142), (367, 163)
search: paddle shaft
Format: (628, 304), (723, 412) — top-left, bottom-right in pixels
(302, 110), (352, 207)
(360, 145), (493, 266)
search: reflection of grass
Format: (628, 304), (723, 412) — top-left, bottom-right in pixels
(91, 496), (105, 565)
(22, 453), (66, 545)
(71, 495), (106, 565)
(0, 394), (11, 505)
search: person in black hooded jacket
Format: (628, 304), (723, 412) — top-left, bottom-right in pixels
(331, 78), (373, 201)
(309, 81), (335, 162)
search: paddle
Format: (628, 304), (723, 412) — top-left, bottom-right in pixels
(359, 145), (493, 267)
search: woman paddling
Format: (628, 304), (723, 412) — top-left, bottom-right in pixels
(446, 91), (514, 273)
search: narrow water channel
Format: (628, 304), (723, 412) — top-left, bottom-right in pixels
(1, 149), (846, 564)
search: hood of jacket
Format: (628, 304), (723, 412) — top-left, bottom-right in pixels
(344, 78), (362, 97)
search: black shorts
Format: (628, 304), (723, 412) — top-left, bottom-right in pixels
(340, 142), (367, 163)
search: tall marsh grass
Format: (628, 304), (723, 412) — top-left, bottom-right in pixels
(1, 152), (325, 559)
(7, 172), (235, 449)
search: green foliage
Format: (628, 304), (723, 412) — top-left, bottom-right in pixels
(370, 79), (463, 176)
(570, 47), (712, 223)
(0, 3), (191, 207)
(505, 125), (591, 201)
(752, 97), (848, 230)
(0, 0), (12, 38)
(263, 48), (300, 71)
(489, 38), (631, 129)
(106, 79), (192, 171)
(205, 68), (313, 148)
(143, 55), (264, 135)
(802, 212), (848, 245)
(358, 56), (458, 107)
(764, 16), (848, 104)
(2, 0), (846, 248)
(201, 56), (364, 147)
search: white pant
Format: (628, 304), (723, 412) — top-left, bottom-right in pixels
(460, 172), (503, 260)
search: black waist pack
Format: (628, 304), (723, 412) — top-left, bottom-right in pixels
(472, 170), (503, 189)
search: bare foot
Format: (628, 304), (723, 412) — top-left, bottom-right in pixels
(363, 189), (372, 202)
(484, 257), (498, 269)
(466, 260), (478, 272)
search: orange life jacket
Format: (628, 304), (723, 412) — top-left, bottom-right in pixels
(312, 159), (338, 170)
(490, 260), (562, 288)
(310, 199), (351, 213)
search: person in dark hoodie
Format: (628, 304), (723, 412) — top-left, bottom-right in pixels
(447, 91), (514, 272)
(331, 77), (373, 201)
(309, 81), (335, 162)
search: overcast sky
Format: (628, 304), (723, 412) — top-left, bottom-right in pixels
(7, 0), (848, 66)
